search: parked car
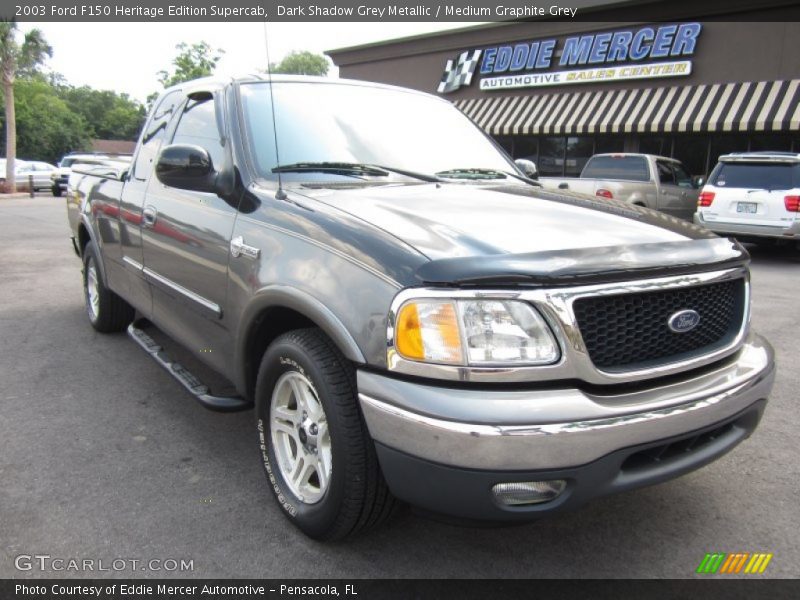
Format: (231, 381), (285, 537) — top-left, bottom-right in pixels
(694, 152), (800, 245)
(539, 153), (702, 220)
(67, 75), (774, 540)
(0, 159), (56, 191)
(19, 160), (57, 190)
(51, 153), (131, 196)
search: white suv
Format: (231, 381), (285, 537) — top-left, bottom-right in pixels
(694, 152), (800, 245)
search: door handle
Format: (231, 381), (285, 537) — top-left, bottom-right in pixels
(142, 205), (158, 228)
(230, 236), (260, 259)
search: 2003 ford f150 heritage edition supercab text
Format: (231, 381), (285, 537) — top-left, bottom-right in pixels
(66, 75), (775, 540)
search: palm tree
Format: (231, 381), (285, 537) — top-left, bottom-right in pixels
(0, 21), (51, 193)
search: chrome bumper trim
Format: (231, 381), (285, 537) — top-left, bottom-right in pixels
(360, 335), (774, 470)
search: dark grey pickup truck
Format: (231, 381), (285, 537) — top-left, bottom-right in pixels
(67, 75), (775, 540)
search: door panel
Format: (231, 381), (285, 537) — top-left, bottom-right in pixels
(139, 93), (239, 376)
(656, 160), (689, 219)
(670, 162), (700, 220)
(117, 90), (183, 316)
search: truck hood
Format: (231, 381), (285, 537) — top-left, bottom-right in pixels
(293, 182), (746, 284)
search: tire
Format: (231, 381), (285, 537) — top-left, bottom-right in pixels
(52, 186), (62, 197)
(255, 328), (397, 540)
(82, 242), (134, 333)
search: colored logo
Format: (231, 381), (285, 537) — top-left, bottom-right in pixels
(696, 552), (773, 574)
(668, 309), (701, 333)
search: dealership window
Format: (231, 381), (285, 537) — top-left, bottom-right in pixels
(538, 137), (566, 177)
(639, 136), (672, 157)
(513, 137), (538, 162)
(565, 137), (594, 176)
(749, 134), (792, 152)
(640, 134), (799, 178)
(709, 135), (749, 169)
(504, 135), (624, 176)
(673, 135), (710, 177)
(594, 136), (626, 155)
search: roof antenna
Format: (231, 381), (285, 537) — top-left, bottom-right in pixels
(262, 21), (287, 200)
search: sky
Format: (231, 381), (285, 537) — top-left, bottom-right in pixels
(19, 22), (477, 103)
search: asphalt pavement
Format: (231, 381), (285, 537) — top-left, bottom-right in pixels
(1, 194), (798, 578)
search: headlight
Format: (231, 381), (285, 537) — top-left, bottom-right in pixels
(394, 298), (559, 366)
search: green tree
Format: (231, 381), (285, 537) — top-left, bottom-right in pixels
(57, 84), (145, 140)
(0, 21), (52, 192)
(159, 41), (225, 86)
(12, 78), (89, 163)
(99, 102), (145, 140)
(269, 50), (329, 76)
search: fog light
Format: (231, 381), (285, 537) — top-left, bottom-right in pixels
(492, 480), (567, 506)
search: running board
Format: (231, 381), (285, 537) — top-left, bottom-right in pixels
(127, 321), (251, 412)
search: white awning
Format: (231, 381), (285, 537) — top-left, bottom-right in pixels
(455, 79), (800, 136)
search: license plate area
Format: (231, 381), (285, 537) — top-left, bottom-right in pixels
(737, 202), (757, 214)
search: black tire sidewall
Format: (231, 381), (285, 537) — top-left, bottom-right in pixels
(82, 244), (102, 327)
(255, 334), (351, 538)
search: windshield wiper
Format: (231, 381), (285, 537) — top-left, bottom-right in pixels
(436, 167), (541, 186)
(272, 162), (390, 177)
(272, 161), (441, 182)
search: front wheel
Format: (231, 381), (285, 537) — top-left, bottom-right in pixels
(255, 329), (397, 540)
(52, 185), (62, 197)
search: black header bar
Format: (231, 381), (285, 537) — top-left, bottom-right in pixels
(4, 0), (800, 22)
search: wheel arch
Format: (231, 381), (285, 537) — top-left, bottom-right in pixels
(236, 286), (367, 401)
(77, 216), (108, 283)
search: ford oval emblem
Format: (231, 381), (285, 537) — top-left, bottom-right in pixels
(668, 309), (701, 333)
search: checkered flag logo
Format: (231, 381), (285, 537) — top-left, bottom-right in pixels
(438, 50), (482, 94)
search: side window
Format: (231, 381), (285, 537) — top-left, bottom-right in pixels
(672, 163), (693, 188)
(656, 161), (675, 185)
(170, 95), (224, 169)
(132, 90), (182, 181)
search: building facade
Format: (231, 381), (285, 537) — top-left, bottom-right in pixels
(328, 4), (800, 178)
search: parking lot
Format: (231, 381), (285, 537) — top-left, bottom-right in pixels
(1, 193), (798, 579)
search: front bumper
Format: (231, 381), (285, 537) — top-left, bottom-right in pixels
(358, 334), (774, 520)
(694, 212), (800, 240)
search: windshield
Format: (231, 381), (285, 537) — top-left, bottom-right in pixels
(239, 82), (516, 182)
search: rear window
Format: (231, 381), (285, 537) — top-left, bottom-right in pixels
(581, 156), (650, 182)
(710, 162), (799, 191)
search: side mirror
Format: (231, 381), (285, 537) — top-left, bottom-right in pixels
(515, 158), (538, 179)
(155, 144), (216, 192)
(693, 176), (705, 189)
